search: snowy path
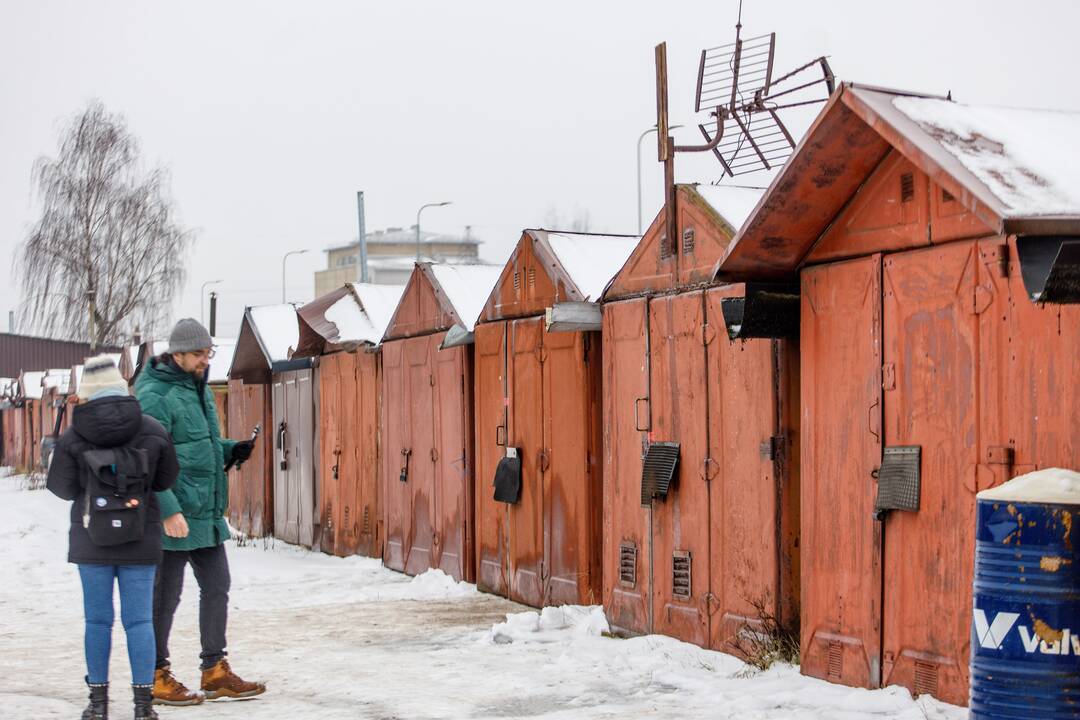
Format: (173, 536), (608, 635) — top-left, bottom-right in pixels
(0, 473), (964, 719)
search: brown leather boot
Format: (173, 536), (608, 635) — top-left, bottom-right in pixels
(200, 659), (266, 700)
(152, 666), (204, 706)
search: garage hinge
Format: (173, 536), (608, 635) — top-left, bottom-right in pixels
(760, 435), (785, 460)
(987, 445), (1014, 466)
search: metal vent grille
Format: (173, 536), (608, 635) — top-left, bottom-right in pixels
(528, 267), (536, 288)
(619, 542), (637, 588)
(682, 227), (695, 254)
(659, 233), (672, 260)
(941, 187), (955, 203)
(362, 505), (370, 534)
(914, 660), (938, 697)
(672, 551), (692, 600)
(641, 442), (680, 506)
(900, 173), (915, 202)
(874, 445), (921, 518)
(827, 641), (843, 679)
(513, 271), (520, 291)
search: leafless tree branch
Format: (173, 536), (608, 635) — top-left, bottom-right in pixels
(16, 100), (192, 346)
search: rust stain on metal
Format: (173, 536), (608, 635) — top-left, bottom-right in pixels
(1039, 555), (1071, 573)
(1032, 617), (1064, 644)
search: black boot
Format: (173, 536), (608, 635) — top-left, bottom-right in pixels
(132, 685), (158, 720)
(81, 678), (107, 720)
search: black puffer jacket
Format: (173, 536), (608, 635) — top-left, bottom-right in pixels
(46, 395), (179, 565)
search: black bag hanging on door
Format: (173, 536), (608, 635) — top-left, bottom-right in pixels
(492, 450), (522, 504)
(80, 447), (151, 546)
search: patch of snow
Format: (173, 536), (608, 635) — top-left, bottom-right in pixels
(893, 97), (1080, 216)
(248, 303), (299, 363)
(489, 605), (610, 645)
(207, 337), (236, 384)
(19, 371), (46, 400)
(428, 263), (504, 331)
(544, 232), (639, 301)
(977, 467), (1080, 505)
(691, 183), (765, 231)
(322, 284), (406, 346)
(0, 473), (967, 719)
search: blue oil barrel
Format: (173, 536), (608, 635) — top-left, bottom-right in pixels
(971, 468), (1080, 718)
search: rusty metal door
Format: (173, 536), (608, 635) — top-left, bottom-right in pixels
(508, 317), (545, 607)
(404, 336), (436, 575)
(381, 340), (408, 571)
(432, 338), (472, 582)
(542, 328), (599, 605)
(602, 298), (651, 634)
(355, 351), (381, 558)
(295, 369), (316, 548)
(704, 289), (792, 654)
(318, 358), (342, 555)
(474, 321), (509, 596)
(880, 241), (979, 704)
(800, 254), (884, 690)
(649, 291), (711, 648)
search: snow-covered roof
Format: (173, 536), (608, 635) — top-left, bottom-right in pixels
(329, 283), (407, 344)
(428, 264), (504, 332)
(691, 184), (766, 232)
(892, 97), (1080, 218)
(248, 304), (299, 363)
(20, 371), (46, 400)
(543, 233), (639, 301)
(208, 337), (237, 384)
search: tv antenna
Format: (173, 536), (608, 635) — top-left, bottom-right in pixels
(656, 2), (835, 177)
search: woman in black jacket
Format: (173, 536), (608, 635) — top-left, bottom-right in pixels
(46, 356), (179, 720)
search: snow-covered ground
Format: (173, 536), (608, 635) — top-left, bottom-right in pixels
(0, 471), (965, 719)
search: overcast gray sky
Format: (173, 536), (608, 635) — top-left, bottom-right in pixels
(2, 0), (1078, 339)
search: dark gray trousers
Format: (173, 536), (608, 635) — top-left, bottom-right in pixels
(153, 544), (230, 671)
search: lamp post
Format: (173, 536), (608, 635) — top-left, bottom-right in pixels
(200, 279), (222, 326)
(415, 201), (452, 261)
(637, 123), (684, 235)
(281, 249), (309, 302)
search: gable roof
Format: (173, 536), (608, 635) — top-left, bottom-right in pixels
(383, 262), (503, 341)
(479, 229), (638, 323)
(715, 83), (1080, 280)
(295, 283), (406, 357)
(229, 303), (309, 384)
(603, 184), (761, 301)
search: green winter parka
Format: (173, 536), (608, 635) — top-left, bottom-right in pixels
(134, 357), (236, 551)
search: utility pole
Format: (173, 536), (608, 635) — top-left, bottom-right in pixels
(209, 292), (219, 336)
(356, 191), (369, 283)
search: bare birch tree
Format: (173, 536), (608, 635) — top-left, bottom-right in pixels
(16, 101), (192, 347)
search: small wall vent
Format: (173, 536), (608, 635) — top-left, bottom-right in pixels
(900, 173), (915, 203)
(619, 542), (637, 588)
(672, 550), (692, 600)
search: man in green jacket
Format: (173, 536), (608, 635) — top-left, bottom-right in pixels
(135, 318), (265, 706)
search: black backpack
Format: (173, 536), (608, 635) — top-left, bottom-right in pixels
(80, 447), (151, 546)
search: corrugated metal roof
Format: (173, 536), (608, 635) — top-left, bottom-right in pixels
(0, 333), (121, 378)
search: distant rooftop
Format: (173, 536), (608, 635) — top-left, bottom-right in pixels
(326, 225), (480, 253)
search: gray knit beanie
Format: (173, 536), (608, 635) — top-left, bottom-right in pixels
(168, 318), (212, 354)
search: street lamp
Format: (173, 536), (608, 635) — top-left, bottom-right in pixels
(415, 201), (452, 261)
(200, 279), (222, 325)
(637, 123), (684, 235)
(281, 249), (309, 303)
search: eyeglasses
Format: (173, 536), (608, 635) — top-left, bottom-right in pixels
(185, 348), (216, 360)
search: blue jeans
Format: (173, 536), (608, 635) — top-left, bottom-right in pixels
(78, 564), (157, 685)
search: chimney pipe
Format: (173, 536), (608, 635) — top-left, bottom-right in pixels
(209, 292), (218, 337)
(8, 310), (13, 333)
